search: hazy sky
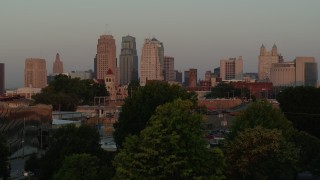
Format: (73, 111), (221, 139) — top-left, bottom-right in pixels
(1, 0), (320, 88)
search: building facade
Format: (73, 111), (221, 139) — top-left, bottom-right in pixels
(174, 70), (182, 83)
(258, 44), (280, 81)
(271, 62), (296, 86)
(140, 38), (164, 86)
(189, 68), (197, 88)
(69, 70), (93, 80)
(163, 56), (174, 81)
(24, 58), (47, 88)
(95, 35), (117, 83)
(52, 53), (63, 74)
(220, 56), (243, 80)
(0, 63), (4, 95)
(270, 57), (318, 87)
(119, 35), (138, 85)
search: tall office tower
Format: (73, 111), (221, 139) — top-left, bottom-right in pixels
(258, 44), (280, 81)
(213, 67), (220, 77)
(184, 70), (189, 87)
(0, 63), (4, 95)
(119, 35), (138, 85)
(205, 70), (214, 81)
(163, 56), (174, 81)
(189, 68), (197, 88)
(174, 70), (182, 83)
(295, 57), (318, 86)
(220, 56), (243, 80)
(24, 58), (47, 88)
(140, 38), (164, 86)
(93, 55), (97, 79)
(52, 53), (63, 74)
(95, 34), (117, 83)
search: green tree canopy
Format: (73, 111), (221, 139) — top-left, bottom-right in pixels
(205, 83), (249, 99)
(32, 75), (108, 111)
(38, 124), (113, 179)
(0, 134), (10, 180)
(53, 153), (100, 180)
(113, 81), (197, 147)
(276, 86), (320, 138)
(229, 100), (293, 139)
(225, 127), (298, 179)
(113, 99), (225, 179)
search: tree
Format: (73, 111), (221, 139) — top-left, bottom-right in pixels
(205, 83), (249, 99)
(53, 153), (100, 180)
(113, 81), (197, 147)
(38, 124), (107, 179)
(113, 99), (225, 179)
(229, 100), (293, 139)
(25, 153), (40, 175)
(276, 86), (320, 138)
(224, 127), (298, 179)
(0, 134), (10, 180)
(33, 75), (108, 111)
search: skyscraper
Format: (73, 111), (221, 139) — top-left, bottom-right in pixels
(119, 35), (138, 85)
(140, 38), (164, 86)
(163, 56), (174, 81)
(24, 58), (47, 88)
(174, 70), (182, 83)
(95, 34), (117, 82)
(220, 56), (243, 80)
(52, 53), (63, 74)
(189, 68), (197, 88)
(0, 63), (4, 95)
(258, 44), (280, 81)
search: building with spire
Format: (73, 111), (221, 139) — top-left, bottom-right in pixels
(140, 38), (164, 86)
(119, 35), (138, 85)
(52, 53), (63, 74)
(258, 44), (281, 81)
(95, 34), (117, 84)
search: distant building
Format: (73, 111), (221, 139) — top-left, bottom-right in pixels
(189, 68), (197, 88)
(270, 57), (318, 87)
(220, 56), (243, 80)
(95, 34), (117, 83)
(52, 53), (63, 74)
(258, 44), (280, 81)
(163, 56), (174, 81)
(119, 35), (138, 85)
(184, 70), (189, 87)
(0, 63), (4, 95)
(140, 38), (164, 86)
(69, 70), (93, 80)
(174, 70), (182, 83)
(24, 58), (47, 88)
(213, 67), (220, 77)
(243, 73), (258, 82)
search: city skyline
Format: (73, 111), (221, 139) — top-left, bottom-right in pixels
(1, 1), (320, 88)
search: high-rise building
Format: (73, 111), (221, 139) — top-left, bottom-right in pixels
(174, 70), (182, 83)
(24, 58), (47, 88)
(52, 53), (63, 74)
(184, 70), (189, 87)
(189, 68), (197, 88)
(140, 38), (164, 86)
(0, 63), (4, 95)
(258, 44), (280, 81)
(119, 35), (138, 85)
(163, 56), (174, 81)
(95, 34), (117, 83)
(270, 57), (318, 87)
(220, 56), (243, 80)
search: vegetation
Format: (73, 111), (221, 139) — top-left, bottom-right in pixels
(276, 86), (320, 138)
(38, 124), (114, 180)
(225, 127), (298, 179)
(113, 99), (225, 179)
(32, 74), (108, 111)
(53, 153), (100, 180)
(113, 81), (197, 147)
(0, 134), (10, 180)
(205, 83), (249, 99)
